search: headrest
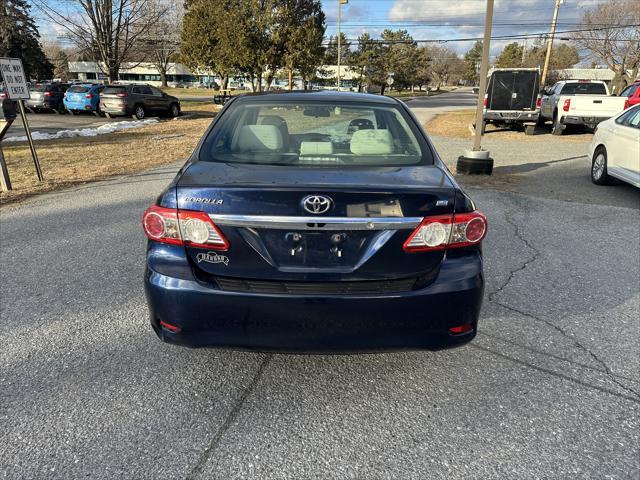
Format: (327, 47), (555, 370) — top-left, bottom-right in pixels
(348, 118), (374, 134)
(300, 141), (334, 156)
(236, 125), (283, 152)
(258, 115), (288, 132)
(350, 129), (393, 155)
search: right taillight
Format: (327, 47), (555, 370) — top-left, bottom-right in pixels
(536, 95), (542, 109)
(142, 205), (229, 250)
(563, 98), (571, 112)
(116, 92), (128, 98)
(403, 211), (487, 253)
(483, 94), (488, 110)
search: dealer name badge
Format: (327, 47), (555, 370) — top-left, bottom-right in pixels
(196, 252), (229, 266)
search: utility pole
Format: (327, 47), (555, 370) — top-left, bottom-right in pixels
(337, 0), (348, 91)
(456, 0), (494, 175)
(472, 0), (493, 152)
(521, 35), (528, 65)
(540, 0), (562, 87)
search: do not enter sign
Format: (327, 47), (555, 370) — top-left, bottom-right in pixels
(0, 58), (30, 100)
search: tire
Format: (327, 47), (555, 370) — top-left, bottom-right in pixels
(456, 156), (493, 175)
(53, 107), (64, 115)
(536, 115), (546, 127)
(105, 112), (113, 119)
(132, 104), (145, 120)
(524, 124), (536, 136)
(68, 109), (79, 115)
(591, 147), (613, 185)
(551, 111), (564, 136)
(169, 103), (180, 118)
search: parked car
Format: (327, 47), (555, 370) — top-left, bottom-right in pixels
(63, 83), (105, 116)
(619, 81), (640, 108)
(589, 104), (640, 188)
(99, 84), (180, 119)
(539, 80), (627, 135)
(25, 83), (70, 113)
(483, 68), (541, 135)
(142, 91), (488, 351)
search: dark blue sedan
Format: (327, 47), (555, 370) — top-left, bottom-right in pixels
(143, 91), (487, 352)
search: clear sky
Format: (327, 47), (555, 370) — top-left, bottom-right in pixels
(36, 0), (611, 58)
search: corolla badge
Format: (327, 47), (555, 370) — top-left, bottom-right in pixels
(302, 195), (332, 214)
(196, 252), (229, 265)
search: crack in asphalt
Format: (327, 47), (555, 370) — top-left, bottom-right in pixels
(187, 354), (273, 479)
(488, 195), (640, 401)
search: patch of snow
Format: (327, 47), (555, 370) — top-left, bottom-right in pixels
(3, 119), (159, 143)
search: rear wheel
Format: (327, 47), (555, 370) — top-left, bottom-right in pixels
(524, 124), (536, 136)
(132, 105), (145, 120)
(591, 147), (613, 185)
(105, 112), (113, 119)
(169, 103), (180, 118)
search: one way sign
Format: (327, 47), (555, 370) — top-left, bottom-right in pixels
(0, 58), (30, 100)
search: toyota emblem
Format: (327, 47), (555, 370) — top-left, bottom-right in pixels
(302, 195), (332, 214)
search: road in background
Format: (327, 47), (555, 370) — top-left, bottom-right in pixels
(406, 88), (478, 124)
(1, 92), (639, 479)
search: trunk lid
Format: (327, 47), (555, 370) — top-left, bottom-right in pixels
(176, 162), (457, 284)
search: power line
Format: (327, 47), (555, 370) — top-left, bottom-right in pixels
(322, 24), (640, 44)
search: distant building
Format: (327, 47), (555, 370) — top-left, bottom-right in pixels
(554, 68), (617, 90)
(67, 61), (360, 90)
(68, 62), (201, 87)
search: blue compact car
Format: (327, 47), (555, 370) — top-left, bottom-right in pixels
(63, 83), (105, 115)
(143, 91), (487, 352)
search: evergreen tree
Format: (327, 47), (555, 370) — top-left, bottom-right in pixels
(463, 41), (482, 85)
(0, 0), (53, 80)
(495, 42), (524, 68)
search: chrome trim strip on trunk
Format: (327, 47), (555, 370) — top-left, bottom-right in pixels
(209, 214), (422, 231)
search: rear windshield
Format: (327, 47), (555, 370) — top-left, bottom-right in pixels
(31, 84), (49, 92)
(67, 85), (91, 93)
(200, 99), (430, 167)
(620, 84), (639, 98)
(102, 86), (127, 95)
(561, 83), (607, 95)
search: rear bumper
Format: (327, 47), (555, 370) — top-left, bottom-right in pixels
(561, 115), (609, 126)
(25, 100), (56, 109)
(144, 254), (484, 352)
(100, 104), (129, 115)
(484, 110), (539, 123)
(64, 100), (94, 111)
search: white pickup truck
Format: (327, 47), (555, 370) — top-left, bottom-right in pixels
(539, 80), (628, 135)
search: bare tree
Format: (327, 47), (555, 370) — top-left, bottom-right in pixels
(572, 0), (640, 93)
(139, 0), (181, 87)
(32, 0), (165, 83)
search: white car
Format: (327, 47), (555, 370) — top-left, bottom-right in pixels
(589, 104), (640, 187)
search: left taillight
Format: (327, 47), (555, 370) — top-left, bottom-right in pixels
(535, 95), (542, 109)
(403, 211), (487, 253)
(142, 205), (229, 250)
(562, 98), (571, 112)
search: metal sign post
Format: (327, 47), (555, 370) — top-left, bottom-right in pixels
(0, 57), (43, 182)
(0, 119), (13, 191)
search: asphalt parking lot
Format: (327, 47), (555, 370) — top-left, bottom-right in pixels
(1, 97), (639, 479)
